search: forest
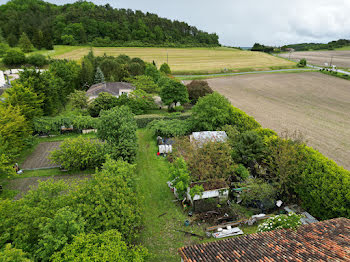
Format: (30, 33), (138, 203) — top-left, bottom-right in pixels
(282, 39), (350, 51)
(0, 0), (220, 48)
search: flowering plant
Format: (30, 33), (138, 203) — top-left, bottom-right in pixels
(257, 213), (303, 232)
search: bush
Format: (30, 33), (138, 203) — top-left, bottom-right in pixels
(160, 79), (189, 109)
(97, 106), (137, 163)
(0, 244), (31, 262)
(2, 49), (26, 65)
(257, 213), (303, 232)
(169, 157), (191, 199)
(0, 43), (9, 58)
(186, 80), (213, 104)
(297, 58), (307, 67)
(134, 112), (192, 128)
(52, 230), (148, 262)
(147, 119), (191, 137)
(240, 178), (276, 209)
(159, 63), (171, 74)
(50, 137), (106, 171)
(27, 54), (48, 67)
(88, 92), (118, 117)
(129, 75), (160, 94)
(234, 164), (250, 181)
(116, 90), (157, 115)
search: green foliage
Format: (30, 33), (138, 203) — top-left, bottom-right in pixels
(191, 92), (232, 131)
(50, 137), (106, 171)
(94, 66), (105, 84)
(232, 130), (267, 167)
(18, 32), (34, 53)
(228, 106), (261, 132)
(52, 230), (148, 262)
(32, 115), (99, 135)
(80, 58), (95, 88)
(160, 79), (189, 108)
(2, 49), (26, 66)
(97, 106), (137, 163)
(186, 80), (213, 105)
(70, 157), (142, 242)
(257, 213), (303, 232)
(159, 63), (171, 74)
(129, 75), (160, 94)
(147, 119), (191, 137)
(7, 34), (17, 47)
(0, 43), (9, 58)
(240, 178), (276, 206)
(189, 185), (204, 199)
(26, 54), (48, 67)
(0, 153), (16, 178)
(170, 158), (191, 199)
(67, 90), (88, 110)
(297, 58), (307, 67)
(0, 244), (32, 262)
(2, 82), (44, 122)
(116, 90), (157, 115)
(134, 112), (192, 128)
(145, 63), (161, 82)
(88, 92), (118, 117)
(36, 207), (85, 261)
(234, 164), (250, 181)
(282, 39), (350, 51)
(172, 138), (234, 182)
(251, 43), (274, 53)
(0, 106), (31, 158)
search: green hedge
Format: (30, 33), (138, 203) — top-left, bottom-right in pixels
(147, 119), (191, 137)
(33, 115), (100, 134)
(134, 112), (192, 128)
(295, 146), (350, 219)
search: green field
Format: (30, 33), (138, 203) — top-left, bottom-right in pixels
(34, 45), (296, 74)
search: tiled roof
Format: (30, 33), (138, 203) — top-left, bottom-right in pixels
(86, 82), (135, 97)
(179, 218), (350, 262)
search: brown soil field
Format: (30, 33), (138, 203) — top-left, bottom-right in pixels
(206, 72), (350, 170)
(279, 51), (350, 69)
(21, 142), (61, 169)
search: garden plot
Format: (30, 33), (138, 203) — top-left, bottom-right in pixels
(21, 141), (62, 169)
(7, 173), (91, 200)
(207, 72), (350, 170)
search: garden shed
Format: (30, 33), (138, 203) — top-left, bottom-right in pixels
(190, 131), (228, 147)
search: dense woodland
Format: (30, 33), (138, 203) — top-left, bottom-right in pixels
(0, 0), (220, 48)
(282, 39), (350, 51)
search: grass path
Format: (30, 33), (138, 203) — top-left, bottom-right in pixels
(136, 130), (203, 261)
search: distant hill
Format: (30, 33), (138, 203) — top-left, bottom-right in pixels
(282, 39), (350, 51)
(0, 0), (220, 49)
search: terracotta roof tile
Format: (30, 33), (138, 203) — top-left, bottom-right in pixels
(179, 218), (350, 261)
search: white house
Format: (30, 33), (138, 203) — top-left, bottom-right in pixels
(86, 82), (135, 101)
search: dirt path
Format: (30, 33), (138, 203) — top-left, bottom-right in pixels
(7, 173), (91, 200)
(207, 72), (350, 170)
(21, 142), (62, 169)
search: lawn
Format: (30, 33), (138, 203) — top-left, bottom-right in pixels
(45, 45), (295, 75)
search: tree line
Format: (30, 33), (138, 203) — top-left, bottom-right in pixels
(282, 39), (350, 51)
(0, 0), (220, 49)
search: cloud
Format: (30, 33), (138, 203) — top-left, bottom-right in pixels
(1, 0), (349, 46)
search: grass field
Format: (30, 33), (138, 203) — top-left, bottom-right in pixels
(205, 72), (350, 170)
(41, 45), (295, 74)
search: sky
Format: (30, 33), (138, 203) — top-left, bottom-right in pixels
(2, 0), (350, 46)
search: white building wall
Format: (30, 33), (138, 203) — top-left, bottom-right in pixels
(0, 71), (5, 87)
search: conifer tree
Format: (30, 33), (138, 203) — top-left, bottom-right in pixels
(19, 32), (34, 53)
(94, 67), (105, 84)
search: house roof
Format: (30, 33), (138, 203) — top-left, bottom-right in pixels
(86, 82), (135, 97)
(179, 217), (350, 262)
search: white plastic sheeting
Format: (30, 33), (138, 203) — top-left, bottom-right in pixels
(158, 144), (172, 154)
(0, 71), (5, 87)
(190, 131), (228, 147)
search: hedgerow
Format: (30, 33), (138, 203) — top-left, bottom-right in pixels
(134, 112), (192, 128)
(147, 119), (191, 137)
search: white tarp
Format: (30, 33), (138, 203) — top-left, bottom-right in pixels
(0, 71), (5, 87)
(190, 131), (228, 147)
(159, 145), (172, 154)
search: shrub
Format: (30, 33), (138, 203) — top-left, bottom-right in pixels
(257, 213), (303, 232)
(52, 230), (148, 262)
(0, 43), (9, 58)
(297, 58), (307, 67)
(169, 157), (191, 199)
(116, 90), (157, 115)
(240, 178), (276, 209)
(172, 138), (234, 182)
(3, 49), (26, 65)
(147, 119), (191, 137)
(232, 130), (267, 167)
(186, 80), (213, 104)
(134, 112), (192, 128)
(97, 106), (137, 163)
(234, 164), (250, 181)
(0, 244), (31, 262)
(159, 63), (171, 74)
(27, 54), (48, 67)
(228, 106), (261, 132)
(88, 92), (118, 117)
(129, 75), (160, 94)
(50, 137), (106, 171)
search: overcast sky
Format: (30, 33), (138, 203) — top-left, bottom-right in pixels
(1, 0), (350, 46)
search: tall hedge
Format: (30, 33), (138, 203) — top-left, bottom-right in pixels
(295, 146), (350, 219)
